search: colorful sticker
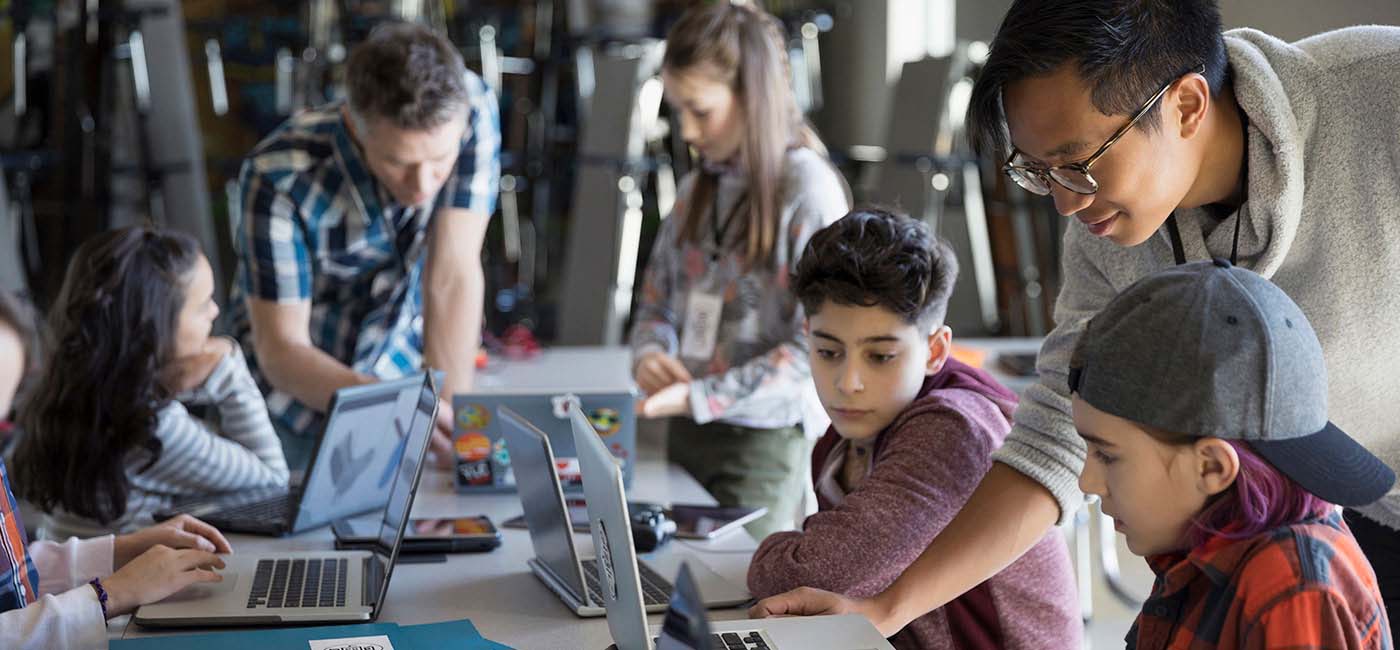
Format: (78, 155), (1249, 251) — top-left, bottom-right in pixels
(588, 408), (622, 436)
(456, 404), (491, 430)
(492, 438), (511, 466)
(456, 432), (491, 462)
(458, 459), (493, 486)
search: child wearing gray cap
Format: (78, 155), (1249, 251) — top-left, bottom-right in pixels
(1070, 259), (1395, 649)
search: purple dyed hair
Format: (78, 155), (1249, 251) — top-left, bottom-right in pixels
(1181, 439), (1334, 549)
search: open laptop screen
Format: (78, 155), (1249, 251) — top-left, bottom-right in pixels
(364, 372), (439, 613)
(294, 375), (428, 532)
(499, 406), (588, 597)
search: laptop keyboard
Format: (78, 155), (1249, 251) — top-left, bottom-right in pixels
(580, 559), (672, 606)
(211, 493), (293, 523)
(246, 558), (349, 609)
(654, 632), (771, 650)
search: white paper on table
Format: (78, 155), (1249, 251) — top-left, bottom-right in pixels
(307, 635), (396, 650)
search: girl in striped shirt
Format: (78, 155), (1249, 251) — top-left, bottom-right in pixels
(12, 227), (289, 539)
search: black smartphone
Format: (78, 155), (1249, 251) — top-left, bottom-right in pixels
(332, 515), (502, 553)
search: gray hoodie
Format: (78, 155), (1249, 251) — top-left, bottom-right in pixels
(997, 26), (1400, 529)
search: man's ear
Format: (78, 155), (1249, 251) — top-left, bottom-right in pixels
(926, 326), (952, 375)
(1173, 72), (1212, 141)
(1193, 438), (1241, 497)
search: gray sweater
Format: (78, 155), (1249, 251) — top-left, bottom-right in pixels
(997, 26), (1400, 528)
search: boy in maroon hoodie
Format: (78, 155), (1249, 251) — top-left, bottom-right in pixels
(747, 209), (1080, 649)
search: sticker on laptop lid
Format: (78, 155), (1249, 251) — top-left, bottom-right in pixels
(551, 394), (582, 419)
(307, 635), (394, 650)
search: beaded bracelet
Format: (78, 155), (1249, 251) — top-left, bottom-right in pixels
(88, 577), (110, 619)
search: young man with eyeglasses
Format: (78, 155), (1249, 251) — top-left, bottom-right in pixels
(752, 0), (1400, 636)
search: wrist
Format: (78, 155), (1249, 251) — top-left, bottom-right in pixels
(871, 586), (910, 636)
(112, 534), (134, 569)
(88, 577), (113, 619)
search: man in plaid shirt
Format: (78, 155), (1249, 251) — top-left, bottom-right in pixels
(231, 22), (499, 466)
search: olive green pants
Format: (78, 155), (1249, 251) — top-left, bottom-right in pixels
(666, 418), (808, 541)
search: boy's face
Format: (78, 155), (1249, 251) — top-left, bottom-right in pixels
(1002, 64), (1201, 247)
(1075, 396), (1220, 557)
(807, 301), (949, 441)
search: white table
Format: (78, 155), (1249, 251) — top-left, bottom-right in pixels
(120, 434), (760, 650)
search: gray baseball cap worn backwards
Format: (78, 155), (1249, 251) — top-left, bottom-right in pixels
(1068, 258), (1394, 507)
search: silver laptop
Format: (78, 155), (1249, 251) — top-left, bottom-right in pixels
(158, 375), (431, 536)
(574, 419), (896, 650)
(132, 373), (439, 627)
(500, 406), (748, 618)
(645, 564), (894, 650)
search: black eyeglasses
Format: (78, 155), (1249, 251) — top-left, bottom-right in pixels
(1003, 65), (1205, 196)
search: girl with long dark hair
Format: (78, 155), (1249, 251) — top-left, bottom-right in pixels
(0, 288), (231, 650)
(13, 227), (288, 539)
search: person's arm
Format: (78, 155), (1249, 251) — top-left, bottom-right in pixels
(752, 226), (1121, 634)
(629, 183), (686, 374)
(0, 587), (107, 650)
(422, 209), (489, 397)
(29, 536), (112, 595)
(424, 72), (500, 396)
(128, 362), (292, 495)
(747, 409), (997, 599)
(245, 299), (372, 413)
(192, 342), (290, 484)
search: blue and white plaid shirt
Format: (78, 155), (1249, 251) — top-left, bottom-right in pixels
(230, 72), (500, 438)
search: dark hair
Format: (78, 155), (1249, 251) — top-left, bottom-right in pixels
(664, 1), (838, 267)
(792, 208), (959, 329)
(0, 290), (39, 414)
(967, 0), (1229, 158)
(346, 21), (470, 131)
(14, 227), (202, 523)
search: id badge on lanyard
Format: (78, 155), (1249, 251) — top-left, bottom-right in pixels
(680, 275), (724, 362)
(680, 193), (738, 361)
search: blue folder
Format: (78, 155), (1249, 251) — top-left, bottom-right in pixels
(111, 618), (513, 650)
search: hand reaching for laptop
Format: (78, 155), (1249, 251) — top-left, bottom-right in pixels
(101, 546), (227, 618)
(749, 587), (899, 636)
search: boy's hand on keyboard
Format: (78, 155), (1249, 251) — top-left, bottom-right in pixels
(115, 514), (233, 568)
(102, 545), (227, 618)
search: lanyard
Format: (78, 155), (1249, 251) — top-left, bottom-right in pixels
(1166, 210), (1241, 266)
(709, 191), (745, 262)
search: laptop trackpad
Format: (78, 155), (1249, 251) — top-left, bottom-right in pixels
(646, 554), (749, 606)
(160, 568), (240, 603)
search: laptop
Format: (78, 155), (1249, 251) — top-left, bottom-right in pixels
(132, 372), (439, 627)
(500, 406), (748, 618)
(642, 564), (895, 650)
(157, 375), (429, 536)
(576, 454), (896, 650)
